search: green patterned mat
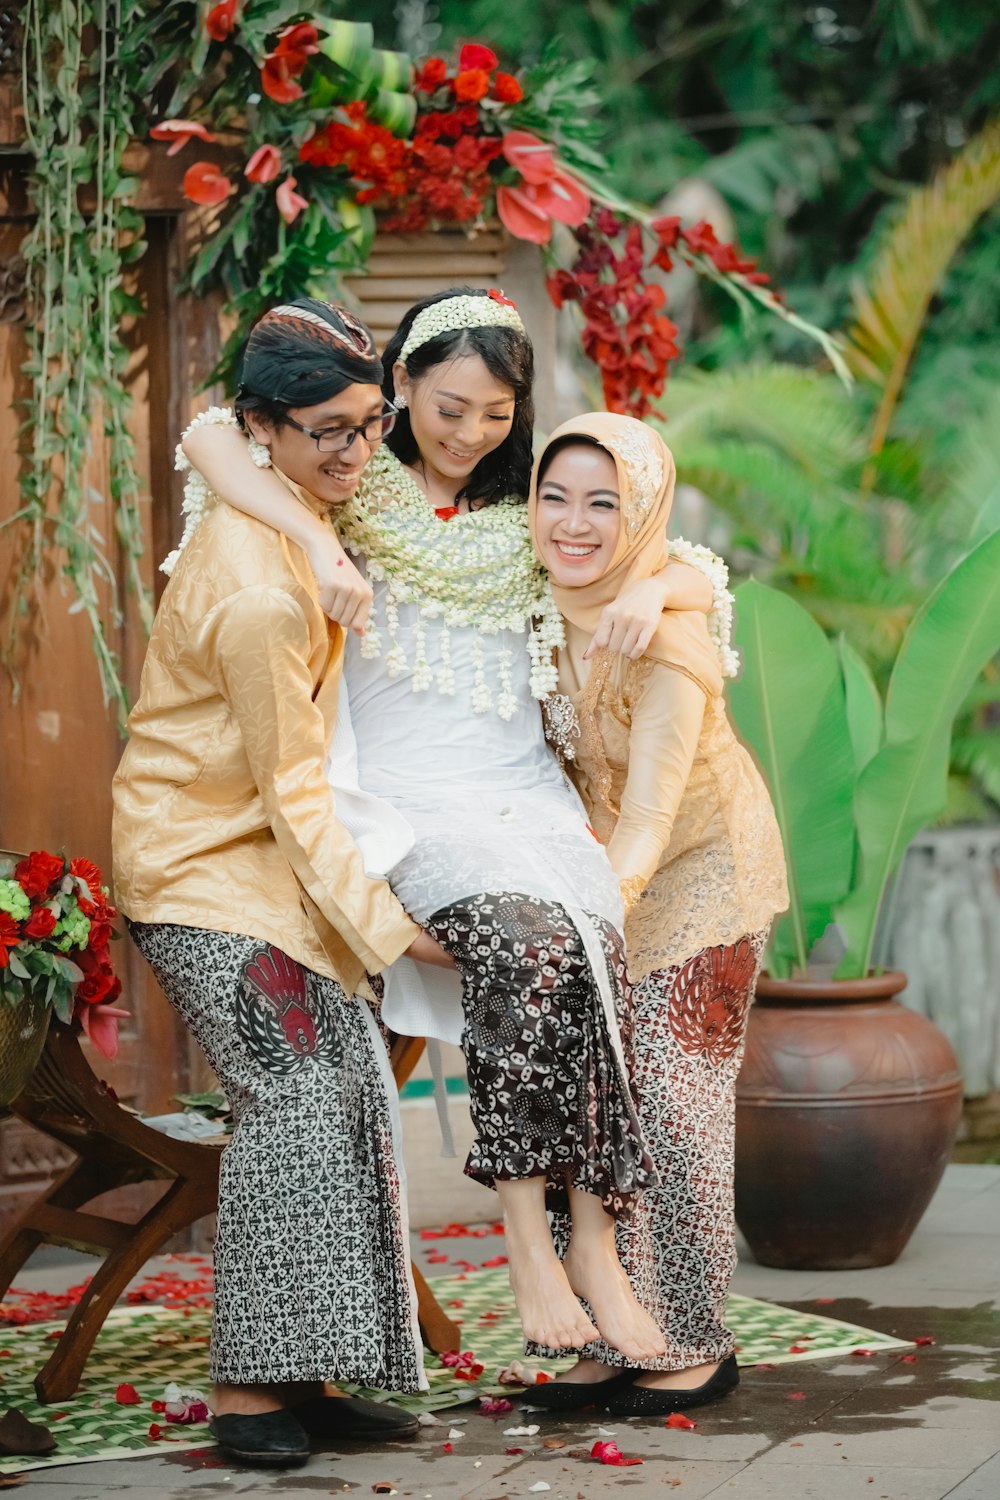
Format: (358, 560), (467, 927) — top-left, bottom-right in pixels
(0, 1270), (912, 1473)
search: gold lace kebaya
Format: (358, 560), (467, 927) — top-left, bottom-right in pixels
(112, 475), (420, 994)
(528, 413), (788, 979)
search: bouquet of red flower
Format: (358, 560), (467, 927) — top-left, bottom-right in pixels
(0, 850), (127, 1059)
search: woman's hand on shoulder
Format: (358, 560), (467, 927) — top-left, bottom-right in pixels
(585, 564), (713, 661)
(306, 529), (373, 635)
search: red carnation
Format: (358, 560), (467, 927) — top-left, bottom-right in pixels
(453, 69), (490, 102)
(415, 57), (448, 93)
(23, 907), (57, 941)
(458, 43), (498, 72)
(15, 851), (64, 899)
(205, 0), (238, 42)
(68, 857), (103, 900)
(492, 72), (522, 103)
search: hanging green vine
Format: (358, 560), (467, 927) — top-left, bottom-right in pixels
(4, 0), (151, 728)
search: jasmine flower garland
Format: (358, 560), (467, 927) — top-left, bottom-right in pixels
(339, 446), (565, 715)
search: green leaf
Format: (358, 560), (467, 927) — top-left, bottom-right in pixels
(836, 526), (1000, 975)
(838, 635), (884, 775)
(728, 580), (857, 974)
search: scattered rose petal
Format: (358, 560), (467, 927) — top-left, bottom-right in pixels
(755, 1362), (777, 1370)
(914, 1337), (935, 1346)
(534, 1370), (552, 1383)
(454, 1364), (485, 1381)
(442, 1442), (452, 1453)
(900, 1355), (918, 1363)
(482, 1256), (508, 1268)
(591, 1439), (643, 1467)
(505, 1446), (523, 1454)
(814, 1296), (835, 1304)
(479, 1396), (513, 1415)
(665, 1413), (697, 1430)
(788, 1344), (810, 1354)
(116, 1383), (141, 1405)
(788, 1392), (806, 1400)
(851, 1349), (878, 1358)
(148, 1422), (164, 1439)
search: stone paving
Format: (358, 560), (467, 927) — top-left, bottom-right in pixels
(3, 1164), (998, 1498)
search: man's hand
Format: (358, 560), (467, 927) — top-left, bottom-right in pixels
(405, 930), (458, 970)
(307, 531), (373, 635)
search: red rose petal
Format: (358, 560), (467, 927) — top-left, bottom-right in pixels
(901, 1355), (918, 1363)
(665, 1413), (697, 1429)
(914, 1336), (935, 1346)
(116, 1383), (141, 1405)
(788, 1391), (806, 1400)
(788, 1344), (809, 1354)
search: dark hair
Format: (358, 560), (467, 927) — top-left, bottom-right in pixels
(382, 286), (535, 506)
(536, 433), (607, 486)
(234, 298), (383, 431)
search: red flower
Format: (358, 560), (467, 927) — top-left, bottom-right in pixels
(79, 1003), (128, 1060)
(488, 288), (517, 308)
(75, 946), (121, 1007)
(680, 218), (720, 255)
(502, 129), (556, 184)
(183, 161), (232, 206)
(245, 144), (282, 183)
(492, 72), (522, 103)
(453, 68), (490, 102)
(23, 907), (56, 940)
(651, 214), (681, 247)
(15, 851), (64, 899)
(459, 43), (498, 72)
(149, 119), (216, 156)
(414, 57), (448, 93)
(0, 912), (20, 968)
(261, 23), (318, 104)
(546, 269), (580, 309)
(592, 1440), (643, 1467)
(205, 0), (237, 42)
(532, 172), (590, 227)
(496, 183), (553, 243)
(276, 175), (308, 224)
(68, 857), (103, 900)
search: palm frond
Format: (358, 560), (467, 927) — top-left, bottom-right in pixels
(844, 118), (1000, 459)
(950, 730), (1000, 809)
(656, 365), (866, 475)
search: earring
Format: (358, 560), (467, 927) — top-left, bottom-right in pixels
(393, 393), (408, 411)
(248, 435), (272, 468)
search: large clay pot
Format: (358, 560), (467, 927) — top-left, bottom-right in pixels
(734, 971), (963, 1269)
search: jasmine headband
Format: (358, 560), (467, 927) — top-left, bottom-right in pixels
(399, 290), (526, 363)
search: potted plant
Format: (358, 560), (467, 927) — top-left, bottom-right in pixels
(726, 525), (1000, 1268)
(0, 850), (127, 1106)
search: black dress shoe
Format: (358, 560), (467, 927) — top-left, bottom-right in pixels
(209, 1409), (310, 1467)
(523, 1366), (639, 1412)
(292, 1394), (419, 1441)
(604, 1353), (740, 1416)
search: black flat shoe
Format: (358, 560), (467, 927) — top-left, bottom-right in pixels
(209, 1409), (310, 1467)
(292, 1394), (419, 1441)
(604, 1354), (740, 1416)
(523, 1366), (639, 1412)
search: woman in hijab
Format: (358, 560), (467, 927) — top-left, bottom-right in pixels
(525, 412), (788, 1416)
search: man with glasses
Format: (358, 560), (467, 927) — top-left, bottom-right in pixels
(113, 300), (448, 1469)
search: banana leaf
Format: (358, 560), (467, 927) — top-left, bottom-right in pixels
(838, 635), (883, 775)
(836, 526), (1000, 976)
(729, 580), (857, 975)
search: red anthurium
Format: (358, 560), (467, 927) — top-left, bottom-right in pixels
(150, 119), (216, 157)
(262, 22), (318, 103)
(274, 22), (319, 60)
(532, 171), (590, 227)
(205, 0), (238, 42)
(79, 1003), (129, 1060)
(245, 144), (281, 183)
(276, 175), (308, 224)
(459, 43), (498, 72)
(182, 161), (232, 207)
(496, 183), (552, 244)
(262, 56), (302, 103)
(502, 129), (556, 184)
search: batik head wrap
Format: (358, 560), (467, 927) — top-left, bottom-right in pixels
(235, 297), (383, 413)
(529, 411), (723, 698)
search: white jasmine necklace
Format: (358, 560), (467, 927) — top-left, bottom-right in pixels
(338, 445), (564, 718)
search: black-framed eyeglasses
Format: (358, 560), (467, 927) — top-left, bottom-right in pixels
(282, 407), (397, 453)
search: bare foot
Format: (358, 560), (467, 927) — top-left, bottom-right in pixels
(507, 1243), (601, 1350)
(563, 1245), (667, 1363)
(211, 1382), (284, 1418)
(550, 1357), (629, 1387)
(635, 1360), (720, 1390)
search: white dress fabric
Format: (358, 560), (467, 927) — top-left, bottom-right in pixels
(342, 573), (625, 1045)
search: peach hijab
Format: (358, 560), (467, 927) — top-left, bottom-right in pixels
(528, 412), (723, 698)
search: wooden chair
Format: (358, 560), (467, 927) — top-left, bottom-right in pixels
(0, 1023), (457, 1402)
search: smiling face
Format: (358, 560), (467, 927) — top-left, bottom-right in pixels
(245, 383), (386, 507)
(394, 352), (516, 492)
(534, 441), (622, 587)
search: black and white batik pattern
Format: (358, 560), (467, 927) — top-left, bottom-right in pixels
(427, 893), (657, 1214)
(532, 931), (767, 1370)
(128, 921), (424, 1392)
